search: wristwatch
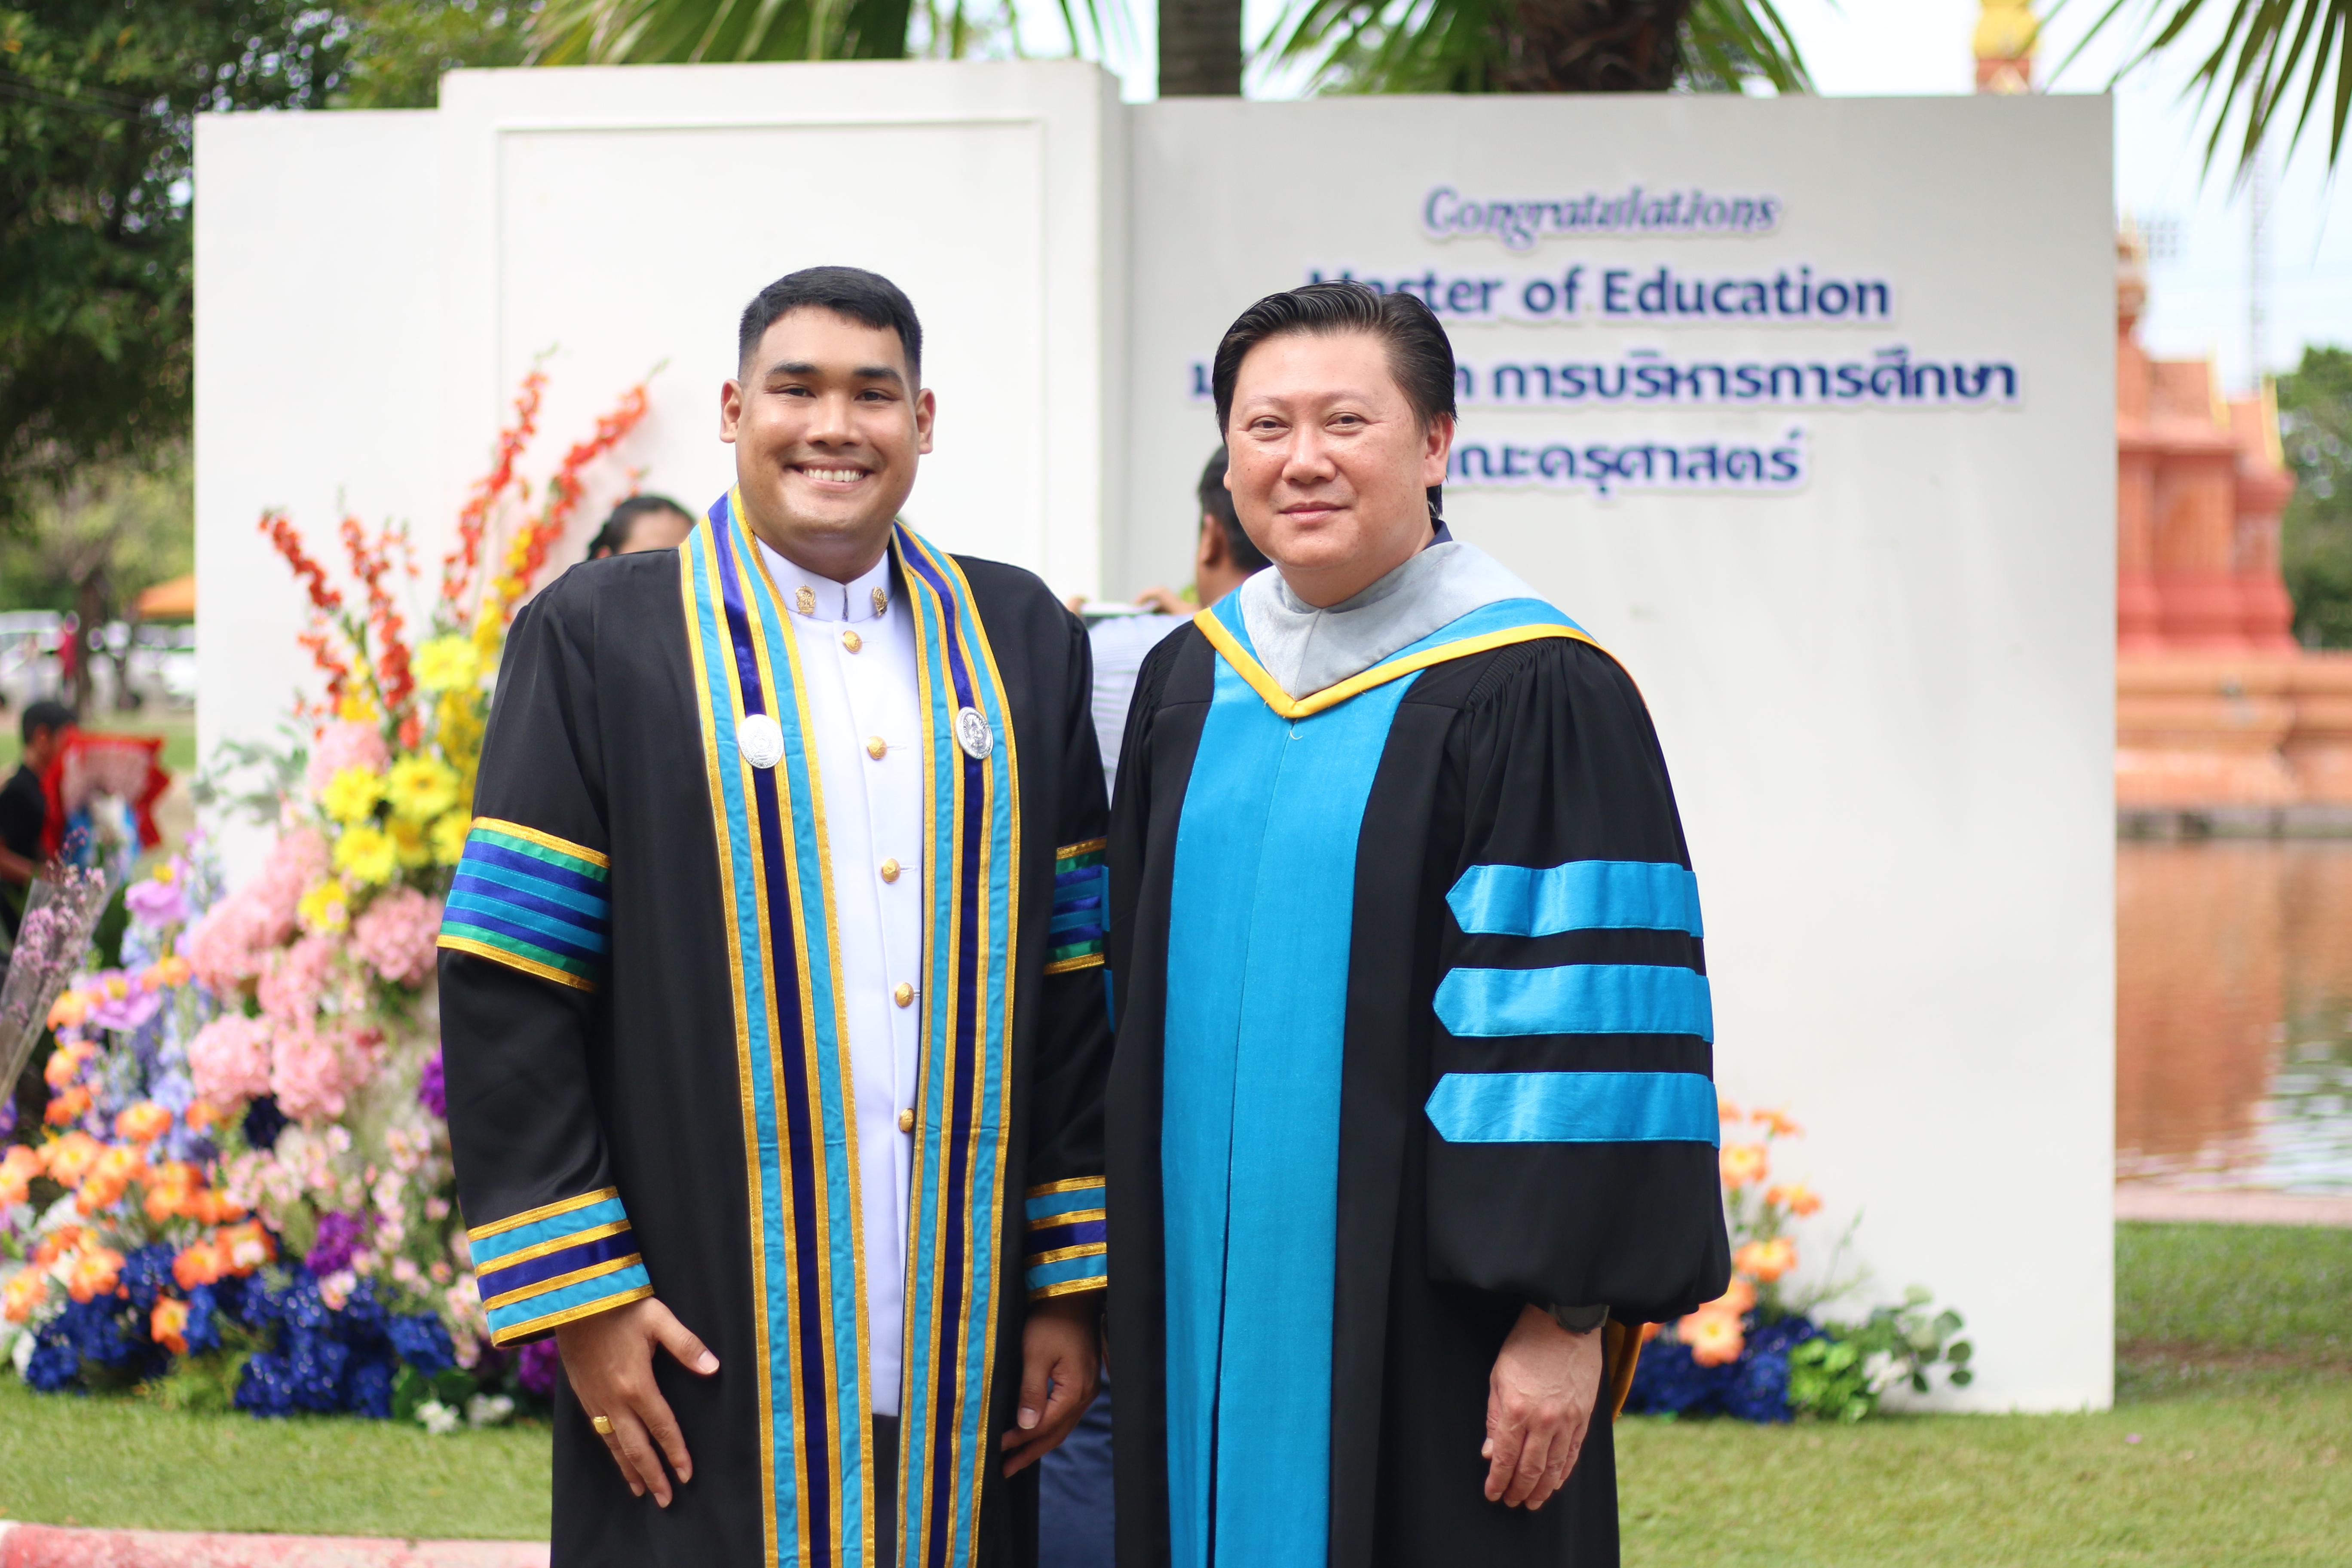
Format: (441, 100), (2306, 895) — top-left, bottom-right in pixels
(1545, 1302), (1608, 1335)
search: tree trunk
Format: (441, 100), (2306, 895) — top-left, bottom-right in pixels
(1159, 0), (1244, 95)
(1493, 0), (1691, 91)
(70, 573), (106, 716)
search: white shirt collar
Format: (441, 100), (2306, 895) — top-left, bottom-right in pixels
(755, 536), (896, 624)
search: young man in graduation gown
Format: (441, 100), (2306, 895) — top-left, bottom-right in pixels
(1102, 282), (1731, 1568)
(438, 266), (1113, 1568)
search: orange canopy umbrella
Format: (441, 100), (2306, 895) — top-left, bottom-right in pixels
(133, 574), (194, 621)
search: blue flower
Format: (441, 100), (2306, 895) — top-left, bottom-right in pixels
(281, 1273), (332, 1335)
(24, 1330), (81, 1393)
(241, 1096), (287, 1152)
(236, 1351), (295, 1416)
(184, 1285), (222, 1356)
(388, 1312), (454, 1375)
(286, 1329), (349, 1413)
(336, 1277), (389, 1344)
(1623, 1338), (1734, 1417)
(120, 1244), (176, 1314)
(344, 1355), (396, 1418)
(1725, 1348), (1793, 1423)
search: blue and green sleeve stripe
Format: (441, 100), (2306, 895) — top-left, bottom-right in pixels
(1045, 838), (1108, 975)
(469, 1186), (653, 1344)
(1024, 1176), (1106, 1299)
(437, 818), (611, 992)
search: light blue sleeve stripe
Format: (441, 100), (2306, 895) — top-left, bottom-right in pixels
(454, 858), (612, 922)
(1447, 860), (1703, 937)
(469, 1197), (630, 1265)
(485, 1261), (653, 1335)
(1435, 963), (1712, 1040)
(1025, 1184), (1106, 1223)
(1025, 1252), (1109, 1292)
(445, 888), (610, 955)
(1425, 1071), (1720, 1144)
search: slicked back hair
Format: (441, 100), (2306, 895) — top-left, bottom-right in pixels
(1196, 445), (1271, 572)
(737, 266), (923, 383)
(1209, 280), (1457, 523)
(586, 494), (693, 558)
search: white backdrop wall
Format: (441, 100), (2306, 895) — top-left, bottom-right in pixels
(1125, 94), (2115, 1412)
(197, 71), (2114, 1411)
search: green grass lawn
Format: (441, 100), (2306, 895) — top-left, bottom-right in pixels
(0, 1224), (2345, 1552)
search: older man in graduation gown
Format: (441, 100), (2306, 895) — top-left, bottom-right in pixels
(438, 266), (1112, 1568)
(1103, 283), (1731, 1568)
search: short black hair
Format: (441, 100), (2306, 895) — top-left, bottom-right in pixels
(737, 266), (923, 383)
(1210, 280), (1458, 523)
(21, 700), (73, 745)
(587, 494), (693, 558)
(1196, 445), (1270, 572)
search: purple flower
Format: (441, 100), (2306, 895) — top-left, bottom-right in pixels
(518, 1338), (562, 1398)
(308, 1210), (366, 1274)
(416, 1051), (447, 1120)
(125, 876), (190, 928)
(79, 971), (163, 1034)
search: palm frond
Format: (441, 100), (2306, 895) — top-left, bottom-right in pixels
(1266, 0), (1812, 95)
(531, 0), (1118, 64)
(2054, 0), (2352, 172)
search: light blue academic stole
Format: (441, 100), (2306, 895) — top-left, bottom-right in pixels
(680, 491), (1022, 1568)
(1162, 591), (1597, 1568)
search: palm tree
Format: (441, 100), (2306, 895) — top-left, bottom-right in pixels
(1263, 0), (1808, 93)
(2062, 0), (2352, 172)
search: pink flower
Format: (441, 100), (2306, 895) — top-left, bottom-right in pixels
(270, 1023), (350, 1123)
(350, 888), (443, 986)
(184, 830), (330, 995)
(188, 1015), (273, 1104)
(306, 721), (391, 796)
(257, 934), (339, 1025)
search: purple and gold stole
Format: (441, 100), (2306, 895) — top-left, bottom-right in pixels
(680, 491), (1021, 1568)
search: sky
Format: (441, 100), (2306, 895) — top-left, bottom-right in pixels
(1019, 0), (2350, 390)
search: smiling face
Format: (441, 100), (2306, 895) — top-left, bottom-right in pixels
(1223, 329), (1453, 609)
(721, 306), (935, 581)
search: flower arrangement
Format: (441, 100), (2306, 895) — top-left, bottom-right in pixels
(0, 369), (651, 1426)
(1623, 1099), (1975, 1423)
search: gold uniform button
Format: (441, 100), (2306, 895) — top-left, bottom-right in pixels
(897, 1108), (916, 1134)
(865, 736), (887, 760)
(841, 630), (863, 652)
(879, 858), (901, 884)
(893, 982), (914, 1008)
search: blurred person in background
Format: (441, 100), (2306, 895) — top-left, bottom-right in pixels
(585, 494), (697, 559)
(0, 700), (73, 940)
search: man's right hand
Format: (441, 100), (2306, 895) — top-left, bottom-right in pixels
(556, 1296), (720, 1507)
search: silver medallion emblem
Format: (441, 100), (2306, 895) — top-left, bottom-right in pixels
(954, 707), (993, 761)
(738, 712), (785, 770)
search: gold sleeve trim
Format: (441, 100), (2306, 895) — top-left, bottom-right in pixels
(482, 1253), (646, 1313)
(1044, 952), (1107, 976)
(1056, 837), (1109, 859)
(474, 1218), (633, 1273)
(1027, 1176), (1107, 1199)
(466, 1185), (623, 1242)
(487, 1282), (657, 1346)
(471, 816), (612, 869)
(1028, 1207), (1105, 1232)
(1029, 1275), (1109, 1301)
(435, 933), (598, 992)
(1030, 1241), (1109, 1268)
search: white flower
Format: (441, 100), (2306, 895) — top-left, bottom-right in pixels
(466, 1393), (515, 1428)
(319, 1270), (358, 1311)
(416, 1399), (462, 1435)
(11, 1327), (34, 1378)
(1862, 1351), (1901, 1393)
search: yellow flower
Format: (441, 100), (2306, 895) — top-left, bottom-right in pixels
(297, 879), (350, 933)
(320, 766), (386, 825)
(430, 810), (472, 866)
(333, 824), (398, 885)
(390, 816), (433, 869)
(413, 635), (482, 694)
(336, 691), (379, 724)
(386, 754), (461, 823)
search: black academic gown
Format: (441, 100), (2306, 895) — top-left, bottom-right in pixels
(438, 502), (1113, 1568)
(1103, 610), (1731, 1568)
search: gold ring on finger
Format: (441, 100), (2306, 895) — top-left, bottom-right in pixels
(592, 1414), (615, 1436)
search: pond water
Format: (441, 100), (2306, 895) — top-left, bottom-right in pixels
(2118, 841), (2352, 1194)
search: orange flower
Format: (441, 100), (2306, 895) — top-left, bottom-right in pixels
(64, 1246), (125, 1302)
(1733, 1237), (1798, 1283)
(43, 1086), (92, 1126)
(1766, 1181), (1822, 1217)
(143, 1162), (202, 1223)
(217, 1221), (276, 1275)
(43, 1043), (90, 1090)
(188, 1189), (247, 1225)
(0, 1145), (43, 1206)
(75, 1173), (127, 1216)
(1679, 1307), (1746, 1367)
(183, 1101), (219, 1133)
(1752, 1106), (1803, 1138)
(172, 1238), (225, 1290)
(44, 1132), (103, 1185)
(1716, 1095), (1741, 1122)
(31, 1225), (85, 1268)
(93, 1145), (147, 1185)
(3, 1268), (48, 1323)
(1718, 1142), (1769, 1189)
(150, 1296), (190, 1355)
(45, 991), (89, 1031)
(113, 1101), (173, 1144)
(141, 956), (193, 990)
(1704, 1276), (1758, 1318)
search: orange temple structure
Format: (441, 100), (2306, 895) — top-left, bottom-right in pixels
(2115, 241), (2352, 825)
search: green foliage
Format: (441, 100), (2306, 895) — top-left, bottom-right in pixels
(1787, 1287), (1975, 1424)
(1266, 0), (1809, 95)
(531, 0), (922, 63)
(0, 456), (193, 617)
(337, 1), (539, 109)
(0, 4), (348, 530)
(2060, 0), (2352, 174)
(391, 1361), (482, 1422)
(143, 1330), (260, 1415)
(2277, 345), (2352, 649)
(2118, 1218), (2352, 1360)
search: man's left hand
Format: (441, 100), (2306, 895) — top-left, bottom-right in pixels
(1000, 1294), (1101, 1476)
(1481, 1304), (1604, 1511)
